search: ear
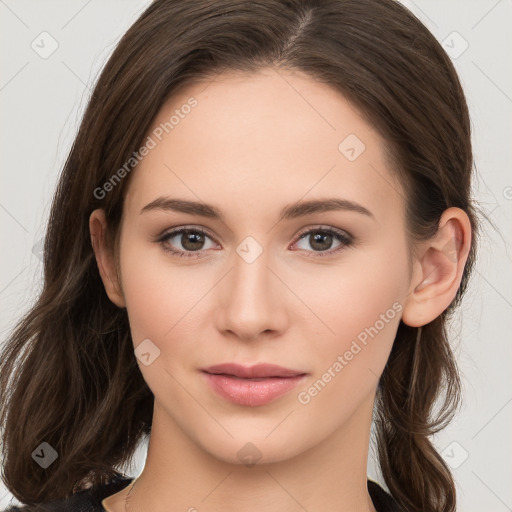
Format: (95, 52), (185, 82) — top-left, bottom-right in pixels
(89, 209), (126, 308)
(402, 207), (472, 327)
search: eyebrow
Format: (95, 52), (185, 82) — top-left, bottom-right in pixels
(140, 197), (374, 222)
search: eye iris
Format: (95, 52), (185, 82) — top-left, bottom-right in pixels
(181, 231), (205, 251)
(310, 232), (333, 251)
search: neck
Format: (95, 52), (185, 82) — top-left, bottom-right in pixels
(129, 392), (378, 512)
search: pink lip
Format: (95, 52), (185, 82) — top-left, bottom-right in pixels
(200, 363), (308, 407)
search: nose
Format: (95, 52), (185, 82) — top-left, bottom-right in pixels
(215, 246), (288, 341)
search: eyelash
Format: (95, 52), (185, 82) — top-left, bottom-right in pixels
(156, 226), (354, 259)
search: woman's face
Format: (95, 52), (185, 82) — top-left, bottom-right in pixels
(109, 68), (415, 464)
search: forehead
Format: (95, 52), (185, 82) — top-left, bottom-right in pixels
(123, 67), (405, 227)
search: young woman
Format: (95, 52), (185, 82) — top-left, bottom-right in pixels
(0, 0), (480, 511)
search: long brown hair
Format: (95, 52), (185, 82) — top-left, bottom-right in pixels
(0, 1), (481, 510)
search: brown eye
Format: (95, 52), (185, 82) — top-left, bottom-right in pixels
(293, 227), (353, 257)
(158, 228), (217, 258)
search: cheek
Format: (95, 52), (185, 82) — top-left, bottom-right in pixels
(294, 288), (405, 426)
(118, 240), (214, 362)
(121, 265), (196, 340)
(298, 237), (409, 388)
(305, 238), (407, 339)
(120, 259), (168, 343)
(118, 243), (211, 403)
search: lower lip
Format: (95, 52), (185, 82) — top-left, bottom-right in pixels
(202, 372), (307, 406)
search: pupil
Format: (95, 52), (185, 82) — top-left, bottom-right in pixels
(183, 231), (204, 250)
(310, 232), (332, 251)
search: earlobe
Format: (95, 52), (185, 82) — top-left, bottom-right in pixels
(402, 207), (471, 327)
(89, 209), (126, 308)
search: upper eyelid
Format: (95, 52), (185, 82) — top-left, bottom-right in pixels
(158, 225), (217, 243)
(295, 225), (352, 239)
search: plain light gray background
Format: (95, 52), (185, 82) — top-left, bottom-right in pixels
(1, 1), (511, 510)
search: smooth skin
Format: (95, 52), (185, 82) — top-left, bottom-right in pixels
(90, 67), (471, 512)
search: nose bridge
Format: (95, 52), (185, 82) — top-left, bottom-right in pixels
(230, 236), (274, 307)
(217, 235), (285, 337)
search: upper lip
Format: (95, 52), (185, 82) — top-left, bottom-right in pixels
(201, 363), (307, 378)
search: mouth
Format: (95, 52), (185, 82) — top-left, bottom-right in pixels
(200, 362), (307, 379)
(200, 363), (308, 407)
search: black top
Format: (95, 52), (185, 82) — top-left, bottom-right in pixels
(2, 476), (402, 511)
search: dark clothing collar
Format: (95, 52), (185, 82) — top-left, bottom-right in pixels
(3, 475), (403, 511)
